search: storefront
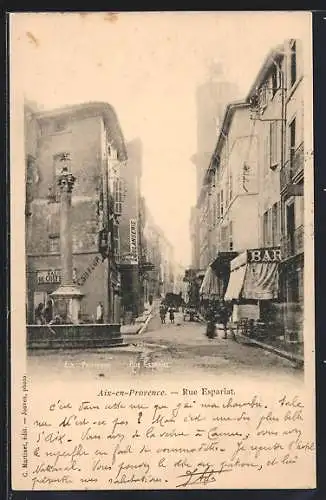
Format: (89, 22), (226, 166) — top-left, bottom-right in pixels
(279, 253), (304, 343)
(199, 251), (238, 314)
(27, 267), (79, 323)
(224, 247), (282, 332)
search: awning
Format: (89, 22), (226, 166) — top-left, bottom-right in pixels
(224, 247), (281, 301)
(210, 251), (238, 276)
(199, 265), (223, 299)
(224, 264), (247, 300)
(242, 261), (279, 300)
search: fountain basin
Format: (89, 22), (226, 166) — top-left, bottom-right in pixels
(27, 323), (124, 350)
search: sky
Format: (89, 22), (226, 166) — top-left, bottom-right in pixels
(11, 11), (310, 266)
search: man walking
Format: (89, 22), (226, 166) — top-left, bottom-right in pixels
(96, 302), (104, 324)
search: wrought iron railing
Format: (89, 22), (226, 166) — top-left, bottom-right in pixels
(280, 142), (304, 193)
(280, 224), (304, 259)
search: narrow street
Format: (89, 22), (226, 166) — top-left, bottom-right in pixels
(27, 308), (303, 386)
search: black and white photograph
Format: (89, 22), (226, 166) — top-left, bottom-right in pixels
(10, 11), (316, 491)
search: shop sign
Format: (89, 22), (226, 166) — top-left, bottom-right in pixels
(37, 268), (77, 285)
(37, 269), (61, 285)
(76, 256), (102, 286)
(129, 218), (138, 262)
(247, 247), (282, 263)
(120, 253), (138, 265)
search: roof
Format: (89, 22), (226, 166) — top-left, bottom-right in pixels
(35, 101), (128, 161)
(246, 44), (285, 100)
(196, 100), (248, 205)
(194, 42), (287, 210)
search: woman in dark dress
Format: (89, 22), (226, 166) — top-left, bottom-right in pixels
(206, 305), (216, 339)
(34, 303), (45, 325)
(44, 299), (53, 324)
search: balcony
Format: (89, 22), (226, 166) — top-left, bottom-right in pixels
(280, 142), (304, 196)
(280, 225), (304, 260)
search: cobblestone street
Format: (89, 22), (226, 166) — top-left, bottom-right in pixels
(27, 311), (303, 386)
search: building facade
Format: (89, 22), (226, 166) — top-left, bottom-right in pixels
(118, 138), (145, 320)
(190, 39), (309, 344)
(279, 39), (305, 342)
(196, 100), (260, 305)
(190, 70), (238, 271)
(25, 101), (127, 324)
(245, 39), (305, 341)
(143, 207), (175, 301)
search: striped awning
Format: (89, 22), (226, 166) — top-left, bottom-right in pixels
(224, 248), (280, 301)
(199, 265), (223, 299)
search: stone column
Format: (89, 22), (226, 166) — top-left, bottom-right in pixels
(51, 157), (84, 324)
(58, 164), (74, 285)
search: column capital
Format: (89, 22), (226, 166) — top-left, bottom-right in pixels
(58, 165), (76, 193)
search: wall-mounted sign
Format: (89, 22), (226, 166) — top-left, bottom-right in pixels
(247, 247), (281, 263)
(37, 268), (77, 285)
(129, 218), (138, 263)
(76, 256), (102, 287)
(119, 253), (138, 265)
(37, 269), (60, 285)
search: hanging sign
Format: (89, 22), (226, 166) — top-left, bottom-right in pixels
(129, 218), (138, 263)
(247, 247), (282, 263)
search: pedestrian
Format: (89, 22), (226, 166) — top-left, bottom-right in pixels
(44, 299), (53, 324)
(34, 302), (45, 325)
(169, 307), (175, 324)
(49, 314), (62, 325)
(206, 304), (216, 339)
(159, 304), (166, 324)
(219, 301), (233, 339)
(96, 302), (104, 324)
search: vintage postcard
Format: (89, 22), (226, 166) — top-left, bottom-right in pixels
(10, 11), (315, 491)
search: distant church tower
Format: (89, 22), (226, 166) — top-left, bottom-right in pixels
(192, 62), (239, 199)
